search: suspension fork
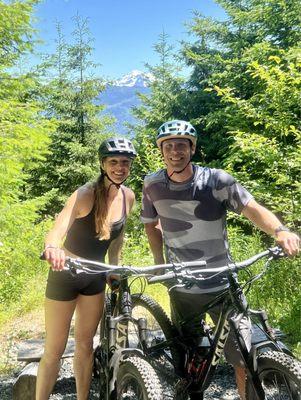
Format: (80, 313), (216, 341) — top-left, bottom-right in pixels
(106, 280), (132, 399)
(227, 276), (266, 400)
(231, 316), (266, 400)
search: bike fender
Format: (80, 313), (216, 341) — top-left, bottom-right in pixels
(248, 340), (283, 372)
(108, 348), (145, 396)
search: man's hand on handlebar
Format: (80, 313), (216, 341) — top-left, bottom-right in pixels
(276, 231), (300, 257)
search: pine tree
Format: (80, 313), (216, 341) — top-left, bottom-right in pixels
(181, 0), (301, 165)
(28, 16), (114, 214)
(130, 32), (186, 194)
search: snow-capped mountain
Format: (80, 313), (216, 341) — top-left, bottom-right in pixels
(115, 69), (153, 88)
(99, 70), (151, 134)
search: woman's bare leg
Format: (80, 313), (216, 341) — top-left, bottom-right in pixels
(36, 298), (76, 400)
(73, 292), (105, 400)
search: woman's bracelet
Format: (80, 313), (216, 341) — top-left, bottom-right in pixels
(44, 244), (60, 250)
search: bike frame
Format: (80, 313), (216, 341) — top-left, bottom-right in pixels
(142, 269), (289, 399)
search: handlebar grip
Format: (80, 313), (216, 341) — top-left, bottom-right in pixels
(148, 272), (175, 284)
(110, 279), (120, 291)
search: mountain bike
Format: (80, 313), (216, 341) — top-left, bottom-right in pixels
(62, 247), (301, 400)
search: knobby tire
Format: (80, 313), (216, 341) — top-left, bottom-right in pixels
(131, 294), (181, 372)
(117, 356), (163, 400)
(245, 351), (301, 400)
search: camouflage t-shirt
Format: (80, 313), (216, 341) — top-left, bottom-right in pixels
(141, 165), (253, 293)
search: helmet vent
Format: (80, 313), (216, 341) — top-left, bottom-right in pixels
(98, 137), (137, 159)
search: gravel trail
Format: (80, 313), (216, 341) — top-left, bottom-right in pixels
(0, 357), (239, 399)
(0, 308), (240, 399)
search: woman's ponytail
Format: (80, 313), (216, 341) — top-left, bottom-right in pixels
(94, 173), (110, 240)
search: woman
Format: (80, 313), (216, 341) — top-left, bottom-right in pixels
(36, 137), (136, 400)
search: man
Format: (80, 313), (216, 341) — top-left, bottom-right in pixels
(140, 120), (300, 399)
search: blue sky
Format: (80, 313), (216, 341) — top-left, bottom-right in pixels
(34, 0), (225, 79)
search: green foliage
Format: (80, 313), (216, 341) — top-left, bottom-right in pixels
(181, 0), (301, 164)
(211, 46), (301, 228)
(130, 32), (186, 197)
(228, 226), (301, 349)
(122, 205), (154, 267)
(133, 32), (186, 127)
(0, 214), (50, 307)
(0, 0), (53, 313)
(0, 0), (38, 68)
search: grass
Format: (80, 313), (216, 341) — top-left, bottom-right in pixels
(0, 273), (46, 329)
(0, 273), (46, 374)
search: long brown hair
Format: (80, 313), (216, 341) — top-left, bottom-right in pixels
(93, 173), (110, 240)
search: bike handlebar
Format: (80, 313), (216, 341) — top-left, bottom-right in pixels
(147, 247), (284, 283)
(41, 246), (284, 283)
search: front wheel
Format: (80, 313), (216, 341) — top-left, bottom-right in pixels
(117, 356), (163, 400)
(130, 294), (181, 377)
(245, 351), (301, 399)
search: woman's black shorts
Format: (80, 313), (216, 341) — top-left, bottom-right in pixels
(46, 269), (106, 301)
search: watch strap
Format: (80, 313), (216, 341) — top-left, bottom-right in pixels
(274, 225), (290, 236)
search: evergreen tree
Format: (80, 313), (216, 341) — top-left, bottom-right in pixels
(29, 16), (114, 214)
(130, 32), (186, 195)
(175, 0), (300, 224)
(181, 0), (301, 164)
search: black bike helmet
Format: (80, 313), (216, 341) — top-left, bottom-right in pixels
(156, 120), (197, 147)
(98, 137), (137, 160)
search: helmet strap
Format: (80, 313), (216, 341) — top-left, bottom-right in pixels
(167, 159), (191, 179)
(103, 172), (130, 190)
(167, 147), (194, 179)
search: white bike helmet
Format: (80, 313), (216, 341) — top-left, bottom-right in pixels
(156, 120), (197, 147)
(98, 137), (137, 160)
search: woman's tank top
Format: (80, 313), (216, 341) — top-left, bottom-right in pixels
(64, 187), (126, 261)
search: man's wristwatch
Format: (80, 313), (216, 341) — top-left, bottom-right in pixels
(274, 225), (291, 236)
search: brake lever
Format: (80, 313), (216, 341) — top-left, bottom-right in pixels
(269, 246), (286, 259)
(64, 258), (85, 275)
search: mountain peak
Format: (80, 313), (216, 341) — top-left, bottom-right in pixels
(115, 70), (153, 88)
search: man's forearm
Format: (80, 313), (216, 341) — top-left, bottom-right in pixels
(242, 199), (300, 256)
(242, 199), (284, 236)
(144, 222), (165, 264)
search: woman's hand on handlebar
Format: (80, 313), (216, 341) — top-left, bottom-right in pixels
(44, 246), (66, 271)
(106, 273), (120, 291)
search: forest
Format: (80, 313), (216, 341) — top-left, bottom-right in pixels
(0, 0), (300, 359)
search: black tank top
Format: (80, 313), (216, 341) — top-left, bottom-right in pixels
(64, 187), (126, 261)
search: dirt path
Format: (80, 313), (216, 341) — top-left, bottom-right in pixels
(0, 307), (45, 373)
